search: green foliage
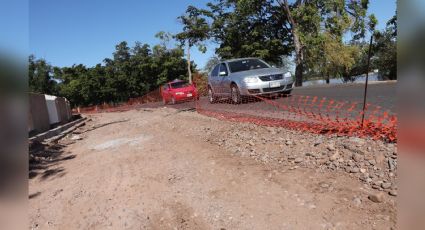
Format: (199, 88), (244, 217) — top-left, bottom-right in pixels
(306, 32), (359, 82)
(28, 55), (58, 95)
(204, 0), (292, 65)
(175, 5), (211, 49)
(188, 0), (377, 83)
(29, 41), (195, 107)
(372, 14), (397, 80)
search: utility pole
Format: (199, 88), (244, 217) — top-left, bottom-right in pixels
(361, 33), (374, 127)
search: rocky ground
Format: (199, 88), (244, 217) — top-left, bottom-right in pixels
(29, 107), (397, 229)
(193, 122), (398, 196)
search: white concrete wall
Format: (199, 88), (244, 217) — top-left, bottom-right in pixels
(45, 95), (60, 125)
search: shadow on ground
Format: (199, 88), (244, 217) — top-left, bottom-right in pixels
(29, 140), (75, 181)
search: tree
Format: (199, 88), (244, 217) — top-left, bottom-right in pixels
(205, 0), (291, 65)
(175, 6), (211, 83)
(30, 39), (195, 107)
(28, 55), (58, 95)
(319, 33), (359, 83)
(373, 13), (397, 80)
(278, 0), (370, 86)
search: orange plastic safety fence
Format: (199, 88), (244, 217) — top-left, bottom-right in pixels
(75, 85), (397, 143)
(194, 88), (397, 143)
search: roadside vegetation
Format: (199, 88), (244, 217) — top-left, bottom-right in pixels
(29, 0), (397, 107)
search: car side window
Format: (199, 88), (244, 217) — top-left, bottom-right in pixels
(211, 64), (219, 77)
(219, 63), (228, 76)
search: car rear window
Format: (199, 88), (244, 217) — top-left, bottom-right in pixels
(228, 59), (269, 73)
(170, 81), (191, 89)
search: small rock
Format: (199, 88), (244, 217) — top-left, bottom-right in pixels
(388, 158), (396, 171)
(285, 140), (293, 146)
(70, 135), (82, 140)
(360, 168), (367, 173)
(314, 139), (323, 146)
(375, 152), (385, 164)
(388, 190), (397, 196)
(381, 182), (392, 189)
(319, 182), (330, 188)
(327, 144), (336, 151)
(352, 154), (364, 162)
(368, 193), (385, 203)
(352, 197), (362, 207)
(350, 137), (365, 146)
(368, 159), (376, 166)
(350, 167), (360, 173)
(294, 157), (303, 163)
(329, 152), (340, 161)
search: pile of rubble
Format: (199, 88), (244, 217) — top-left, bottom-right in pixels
(197, 122), (397, 197)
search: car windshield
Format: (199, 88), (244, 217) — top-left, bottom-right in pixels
(228, 59), (269, 73)
(170, 81), (191, 89)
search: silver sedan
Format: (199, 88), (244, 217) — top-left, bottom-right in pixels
(207, 58), (294, 103)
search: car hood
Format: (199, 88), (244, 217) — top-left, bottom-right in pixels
(230, 68), (285, 78)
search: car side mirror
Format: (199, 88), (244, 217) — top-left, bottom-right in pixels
(219, 71), (227, 76)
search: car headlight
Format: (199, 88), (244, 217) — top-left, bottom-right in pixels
(284, 72), (292, 78)
(243, 77), (259, 83)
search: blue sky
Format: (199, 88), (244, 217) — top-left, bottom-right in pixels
(0, 0), (28, 57)
(25, 0), (396, 70)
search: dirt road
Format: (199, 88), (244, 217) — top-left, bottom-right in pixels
(29, 108), (396, 229)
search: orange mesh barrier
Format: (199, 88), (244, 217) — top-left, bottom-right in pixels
(75, 85), (397, 143)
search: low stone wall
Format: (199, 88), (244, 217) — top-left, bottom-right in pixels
(29, 93), (73, 135)
(29, 93), (50, 134)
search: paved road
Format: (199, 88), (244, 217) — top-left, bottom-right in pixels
(292, 82), (396, 112)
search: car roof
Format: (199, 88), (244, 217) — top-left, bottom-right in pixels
(221, 57), (260, 63)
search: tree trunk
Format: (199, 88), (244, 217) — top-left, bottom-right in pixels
(187, 44), (192, 84)
(294, 42), (303, 87)
(282, 0), (303, 87)
(326, 72), (330, 84)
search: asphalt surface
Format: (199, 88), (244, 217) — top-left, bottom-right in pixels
(292, 82), (396, 112)
(137, 82), (396, 118)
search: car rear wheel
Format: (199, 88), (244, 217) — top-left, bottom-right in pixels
(208, 87), (217, 104)
(231, 84), (241, 104)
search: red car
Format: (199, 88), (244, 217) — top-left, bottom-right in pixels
(161, 80), (199, 105)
